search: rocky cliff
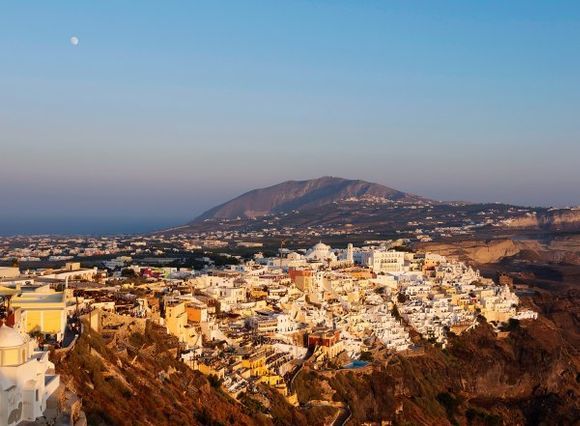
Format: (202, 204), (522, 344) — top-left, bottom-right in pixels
(417, 235), (580, 266)
(294, 289), (580, 425)
(417, 239), (522, 264)
(51, 289), (579, 425)
(53, 312), (321, 426)
(507, 208), (580, 230)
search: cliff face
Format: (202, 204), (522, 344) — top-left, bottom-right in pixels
(418, 235), (580, 265)
(54, 316), (264, 426)
(51, 290), (579, 425)
(507, 208), (580, 230)
(294, 290), (580, 425)
(53, 312), (329, 426)
(417, 239), (522, 264)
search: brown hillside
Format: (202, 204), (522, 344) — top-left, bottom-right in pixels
(54, 319), (264, 426)
(293, 290), (579, 425)
(193, 176), (429, 221)
(53, 312), (333, 426)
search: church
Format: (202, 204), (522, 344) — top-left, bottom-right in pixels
(305, 242), (354, 268)
(0, 324), (60, 425)
(305, 242), (337, 263)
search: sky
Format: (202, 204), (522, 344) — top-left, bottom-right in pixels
(1, 1), (580, 235)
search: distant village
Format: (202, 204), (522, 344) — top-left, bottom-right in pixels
(0, 203), (538, 265)
(0, 238), (537, 424)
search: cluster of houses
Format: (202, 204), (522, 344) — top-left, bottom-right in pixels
(395, 253), (523, 344)
(0, 241), (537, 420)
(0, 268), (69, 425)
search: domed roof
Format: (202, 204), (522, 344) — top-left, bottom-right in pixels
(0, 325), (25, 348)
(312, 242), (330, 251)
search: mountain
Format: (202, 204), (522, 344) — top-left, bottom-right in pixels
(193, 176), (432, 222)
(163, 177), (578, 240)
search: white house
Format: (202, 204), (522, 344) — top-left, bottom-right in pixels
(0, 325), (60, 425)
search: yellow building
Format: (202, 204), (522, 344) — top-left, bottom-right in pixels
(451, 293), (475, 312)
(0, 267), (20, 279)
(478, 289), (495, 299)
(241, 352), (298, 406)
(346, 290), (361, 304)
(10, 285), (66, 341)
(258, 374), (292, 397)
(165, 300), (186, 334)
(249, 288), (268, 299)
(164, 299), (200, 347)
(482, 307), (514, 323)
(196, 360), (226, 379)
(344, 269), (373, 280)
(241, 353), (268, 377)
(185, 303), (208, 323)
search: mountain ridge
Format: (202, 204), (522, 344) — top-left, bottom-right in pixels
(192, 176), (432, 222)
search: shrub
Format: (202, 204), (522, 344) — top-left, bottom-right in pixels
(436, 392), (459, 419)
(359, 351), (374, 362)
(208, 374), (222, 389)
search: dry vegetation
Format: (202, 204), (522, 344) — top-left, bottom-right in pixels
(52, 288), (578, 425)
(54, 314), (265, 426)
(294, 290), (579, 425)
(53, 312), (335, 426)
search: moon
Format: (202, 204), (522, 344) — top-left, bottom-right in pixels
(70, 36), (79, 46)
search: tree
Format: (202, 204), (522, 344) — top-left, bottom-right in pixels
(207, 374), (222, 389)
(391, 304), (401, 320)
(121, 268), (137, 278)
(359, 351), (373, 362)
(436, 392), (459, 420)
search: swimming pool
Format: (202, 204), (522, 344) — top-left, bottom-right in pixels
(343, 360), (369, 369)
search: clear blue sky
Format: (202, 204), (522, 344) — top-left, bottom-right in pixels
(1, 1), (579, 234)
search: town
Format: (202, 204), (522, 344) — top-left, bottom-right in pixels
(0, 240), (536, 424)
(0, 202), (541, 266)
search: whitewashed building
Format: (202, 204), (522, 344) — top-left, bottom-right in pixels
(0, 325), (60, 425)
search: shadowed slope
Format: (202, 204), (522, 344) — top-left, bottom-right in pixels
(193, 176), (430, 221)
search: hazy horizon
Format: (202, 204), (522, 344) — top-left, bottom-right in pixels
(2, 1), (580, 235)
(0, 174), (577, 236)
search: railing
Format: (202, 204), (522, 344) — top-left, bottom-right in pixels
(54, 322), (83, 355)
